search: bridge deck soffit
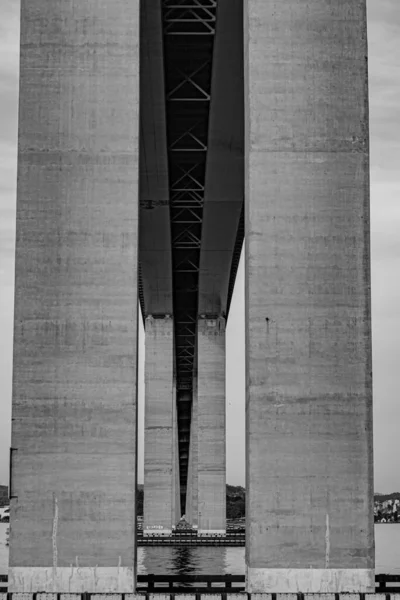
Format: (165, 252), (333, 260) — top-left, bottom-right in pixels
(139, 0), (173, 316)
(198, 0), (244, 318)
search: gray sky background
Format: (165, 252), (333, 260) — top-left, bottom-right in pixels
(0, 0), (399, 491)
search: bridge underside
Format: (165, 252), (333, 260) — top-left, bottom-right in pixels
(10, 0), (374, 593)
(139, 0), (244, 509)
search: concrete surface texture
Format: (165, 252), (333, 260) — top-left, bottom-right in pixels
(185, 407), (193, 524)
(191, 380), (199, 529)
(9, 0), (140, 593)
(244, 0), (373, 593)
(197, 317), (226, 535)
(143, 316), (175, 535)
(185, 428), (193, 522)
(185, 379), (198, 527)
(172, 380), (181, 525)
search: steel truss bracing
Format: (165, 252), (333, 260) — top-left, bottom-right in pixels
(163, 0), (217, 35)
(162, 0), (217, 510)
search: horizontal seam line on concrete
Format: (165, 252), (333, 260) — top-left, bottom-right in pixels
(248, 148), (368, 153)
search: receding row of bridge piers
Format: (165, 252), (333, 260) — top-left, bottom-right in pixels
(9, 0), (374, 595)
(144, 314), (226, 537)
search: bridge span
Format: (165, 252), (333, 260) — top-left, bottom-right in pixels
(139, 0), (244, 536)
(9, 0), (373, 595)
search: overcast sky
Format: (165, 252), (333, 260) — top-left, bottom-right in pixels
(0, 1), (399, 492)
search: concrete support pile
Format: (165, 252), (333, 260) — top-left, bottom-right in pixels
(197, 317), (226, 535)
(185, 379), (198, 528)
(143, 315), (175, 536)
(244, 0), (373, 593)
(185, 412), (193, 523)
(185, 430), (192, 522)
(172, 380), (181, 526)
(9, 1), (140, 593)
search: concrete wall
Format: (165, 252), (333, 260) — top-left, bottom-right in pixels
(9, 0), (140, 593)
(197, 317), (226, 535)
(143, 316), (174, 535)
(244, 0), (373, 593)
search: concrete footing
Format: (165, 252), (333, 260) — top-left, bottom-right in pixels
(246, 569), (375, 594)
(7, 569), (135, 594)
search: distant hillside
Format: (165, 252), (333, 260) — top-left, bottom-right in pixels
(137, 485), (143, 516)
(136, 483), (245, 518)
(2, 482), (398, 518)
(375, 492), (400, 503)
(0, 485), (9, 507)
(226, 484), (245, 519)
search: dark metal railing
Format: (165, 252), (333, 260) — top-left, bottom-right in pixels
(0, 573), (7, 593)
(137, 573), (245, 593)
(1, 573), (400, 594)
(375, 574), (400, 593)
(136, 529), (245, 547)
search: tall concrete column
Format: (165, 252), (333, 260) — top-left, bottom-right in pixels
(172, 380), (181, 526)
(185, 419), (193, 522)
(185, 379), (198, 528)
(143, 315), (175, 536)
(9, 1), (140, 593)
(197, 317), (226, 535)
(191, 378), (199, 529)
(244, 1), (373, 593)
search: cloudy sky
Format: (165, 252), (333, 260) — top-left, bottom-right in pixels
(0, 0), (399, 492)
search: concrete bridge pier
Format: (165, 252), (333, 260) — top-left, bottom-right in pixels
(185, 379), (198, 528)
(197, 317), (226, 536)
(244, 0), (374, 594)
(9, 0), (140, 592)
(143, 315), (175, 536)
(172, 379), (181, 527)
(185, 422), (193, 524)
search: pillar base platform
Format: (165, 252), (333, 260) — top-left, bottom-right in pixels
(246, 568), (375, 594)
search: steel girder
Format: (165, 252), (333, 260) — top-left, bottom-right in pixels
(162, 0), (217, 511)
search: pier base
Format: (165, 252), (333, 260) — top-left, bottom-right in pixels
(7, 569), (135, 594)
(246, 569), (375, 594)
